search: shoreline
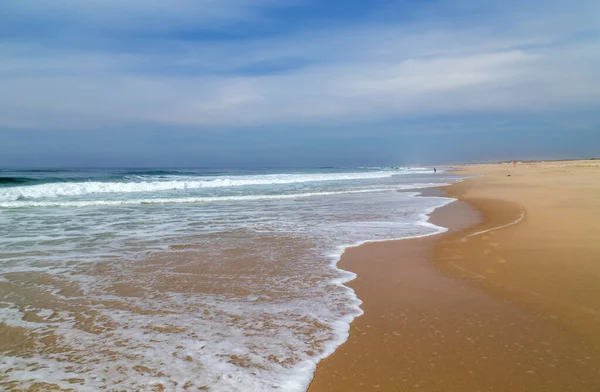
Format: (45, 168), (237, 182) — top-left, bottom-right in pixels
(308, 185), (487, 392)
(309, 160), (600, 391)
(309, 187), (458, 390)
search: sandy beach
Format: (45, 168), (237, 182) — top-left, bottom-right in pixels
(309, 160), (600, 391)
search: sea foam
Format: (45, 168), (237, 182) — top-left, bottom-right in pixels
(0, 167), (460, 391)
(0, 183), (446, 208)
(0, 171), (402, 201)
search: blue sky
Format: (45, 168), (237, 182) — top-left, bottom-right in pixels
(1, 0), (599, 167)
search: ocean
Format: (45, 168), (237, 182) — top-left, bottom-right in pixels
(0, 167), (460, 391)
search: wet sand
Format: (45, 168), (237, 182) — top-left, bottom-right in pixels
(308, 160), (600, 391)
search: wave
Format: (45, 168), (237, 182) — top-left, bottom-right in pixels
(0, 184), (445, 208)
(0, 177), (35, 185)
(0, 171), (398, 201)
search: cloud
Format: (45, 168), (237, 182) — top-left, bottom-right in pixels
(0, 0), (599, 131)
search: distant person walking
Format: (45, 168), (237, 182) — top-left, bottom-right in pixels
(433, 168), (437, 174)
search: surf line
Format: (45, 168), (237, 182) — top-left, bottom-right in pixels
(465, 210), (525, 240)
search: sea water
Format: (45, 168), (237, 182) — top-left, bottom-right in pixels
(0, 167), (460, 391)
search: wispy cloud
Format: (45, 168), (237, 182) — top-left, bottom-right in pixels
(1, 0), (599, 131)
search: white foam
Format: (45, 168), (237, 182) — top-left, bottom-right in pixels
(0, 171), (402, 201)
(0, 183), (446, 208)
(0, 170), (462, 391)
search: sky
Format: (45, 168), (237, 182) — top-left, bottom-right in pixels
(1, 0), (599, 167)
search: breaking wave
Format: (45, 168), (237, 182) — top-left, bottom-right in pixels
(0, 171), (400, 201)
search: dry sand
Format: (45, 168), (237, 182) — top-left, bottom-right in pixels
(308, 159), (600, 391)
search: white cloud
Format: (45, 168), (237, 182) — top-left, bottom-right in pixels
(0, 0), (599, 130)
